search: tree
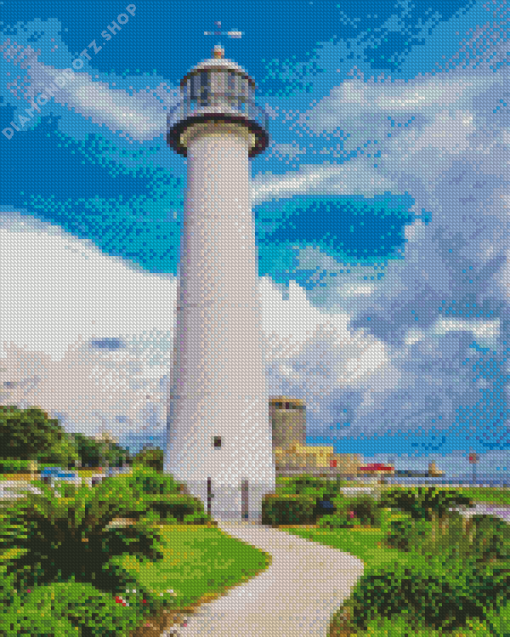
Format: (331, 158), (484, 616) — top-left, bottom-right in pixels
(0, 405), (65, 460)
(71, 432), (132, 468)
(36, 433), (80, 468)
(0, 368), (11, 402)
(132, 445), (164, 472)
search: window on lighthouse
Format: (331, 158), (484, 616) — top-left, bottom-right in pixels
(226, 71), (237, 110)
(199, 72), (209, 106)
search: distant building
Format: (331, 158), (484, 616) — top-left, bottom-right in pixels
(329, 453), (363, 475)
(358, 462), (395, 476)
(274, 441), (334, 469)
(270, 396), (362, 476)
(428, 461), (444, 477)
(269, 396), (306, 449)
(394, 469), (428, 477)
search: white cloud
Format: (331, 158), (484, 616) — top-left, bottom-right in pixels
(0, 213), (178, 361)
(1, 40), (178, 142)
(432, 317), (500, 348)
(0, 216), (391, 439)
(252, 161), (398, 205)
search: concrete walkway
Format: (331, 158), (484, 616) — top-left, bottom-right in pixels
(161, 518), (364, 637)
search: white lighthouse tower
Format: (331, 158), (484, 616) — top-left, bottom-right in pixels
(165, 44), (276, 520)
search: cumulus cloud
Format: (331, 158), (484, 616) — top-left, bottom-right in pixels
(0, 215), (391, 442)
(0, 213), (178, 438)
(251, 24), (510, 449)
(1, 37), (178, 142)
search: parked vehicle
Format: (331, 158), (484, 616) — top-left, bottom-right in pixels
(40, 467), (79, 485)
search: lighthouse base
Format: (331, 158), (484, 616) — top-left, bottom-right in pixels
(175, 479), (276, 522)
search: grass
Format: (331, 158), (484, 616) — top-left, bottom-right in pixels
(452, 486), (510, 506)
(279, 509), (411, 573)
(112, 523), (272, 611)
(0, 520), (272, 635)
(277, 505), (510, 636)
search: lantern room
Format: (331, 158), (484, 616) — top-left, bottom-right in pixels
(167, 45), (269, 159)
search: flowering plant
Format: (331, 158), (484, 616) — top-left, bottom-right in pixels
(114, 587), (178, 615)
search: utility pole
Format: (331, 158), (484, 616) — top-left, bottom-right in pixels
(469, 451), (478, 486)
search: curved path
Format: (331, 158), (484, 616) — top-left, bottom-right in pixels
(162, 518), (364, 637)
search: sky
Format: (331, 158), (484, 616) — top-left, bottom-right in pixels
(1, 0), (510, 475)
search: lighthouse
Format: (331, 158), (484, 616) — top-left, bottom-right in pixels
(164, 44), (276, 520)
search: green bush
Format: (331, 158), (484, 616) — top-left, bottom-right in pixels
(276, 475), (339, 501)
(468, 514), (510, 563)
(0, 477), (164, 594)
(182, 512), (215, 525)
(380, 487), (474, 522)
(0, 578), (160, 637)
(141, 494), (205, 521)
(132, 447), (163, 472)
(484, 598), (510, 636)
(106, 466), (184, 497)
(261, 494), (316, 526)
(317, 512), (356, 529)
(347, 494), (382, 527)
(327, 492), (383, 527)
(361, 614), (441, 635)
(0, 459), (33, 474)
(0, 605), (79, 636)
(386, 517), (434, 551)
(349, 554), (509, 632)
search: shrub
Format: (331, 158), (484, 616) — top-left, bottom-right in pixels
(261, 494), (316, 526)
(386, 517), (434, 552)
(361, 614), (442, 636)
(132, 447), (163, 472)
(0, 477), (164, 594)
(349, 554), (509, 632)
(182, 512), (215, 525)
(142, 494), (205, 521)
(467, 514), (510, 563)
(328, 492), (383, 527)
(0, 578), (162, 637)
(0, 459), (33, 474)
(0, 604), (79, 636)
(484, 598), (510, 636)
(347, 494), (382, 527)
(276, 475), (337, 499)
(380, 487), (474, 522)
(317, 512), (356, 529)
(107, 466), (183, 497)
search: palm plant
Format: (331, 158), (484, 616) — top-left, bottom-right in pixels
(380, 487), (474, 542)
(0, 476), (164, 594)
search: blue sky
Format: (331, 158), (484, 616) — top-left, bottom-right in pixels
(1, 0), (509, 475)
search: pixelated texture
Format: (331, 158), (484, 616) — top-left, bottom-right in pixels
(1, 1), (510, 635)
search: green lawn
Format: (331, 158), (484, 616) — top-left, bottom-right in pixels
(452, 486), (510, 505)
(112, 523), (271, 610)
(280, 510), (411, 573)
(279, 509), (509, 637)
(0, 522), (271, 634)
